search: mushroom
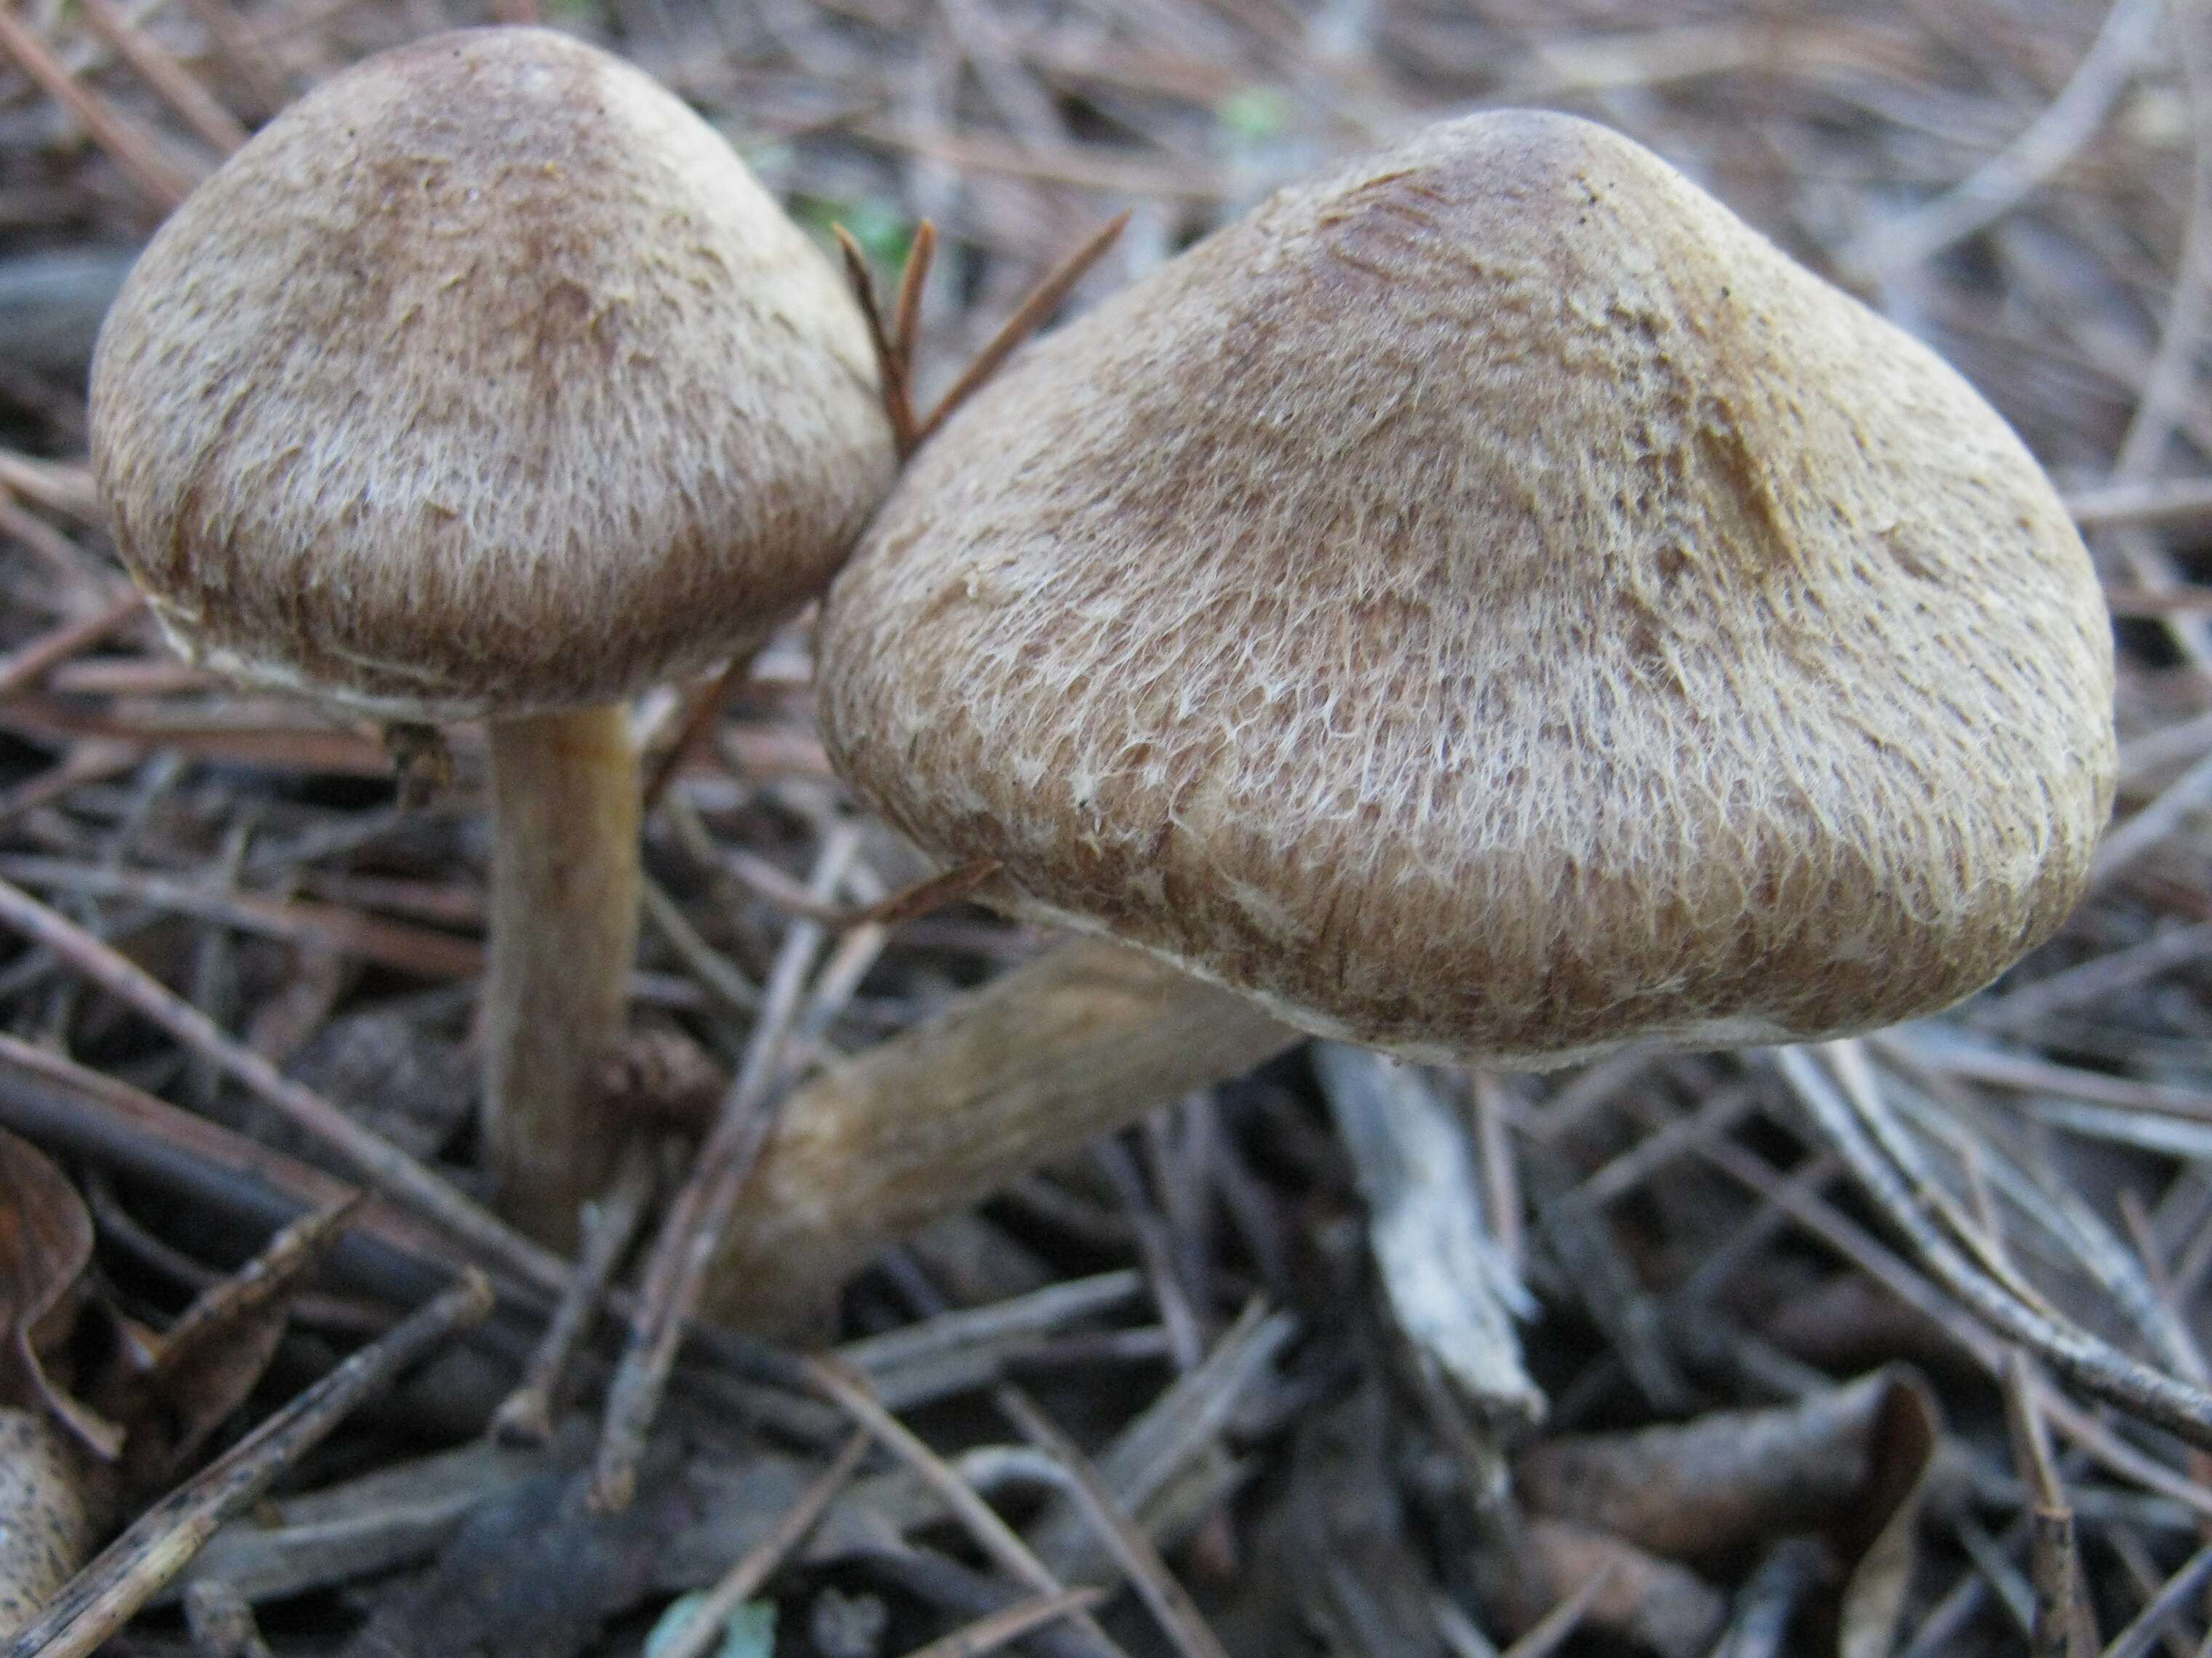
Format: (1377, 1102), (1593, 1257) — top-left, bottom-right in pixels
(89, 28), (894, 1244)
(701, 109), (2114, 1329)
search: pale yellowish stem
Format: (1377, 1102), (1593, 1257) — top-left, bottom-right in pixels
(484, 705), (640, 1248)
(702, 936), (1301, 1333)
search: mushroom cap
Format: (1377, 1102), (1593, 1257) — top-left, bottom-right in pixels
(91, 27), (894, 723)
(819, 110), (2117, 1066)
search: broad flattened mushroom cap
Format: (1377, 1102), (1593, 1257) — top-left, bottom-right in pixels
(92, 27), (894, 723)
(819, 110), (2117, 1066)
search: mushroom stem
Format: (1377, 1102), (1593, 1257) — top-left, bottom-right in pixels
(484, 704), (640, 1247)
(699, 936), (1300, 1333)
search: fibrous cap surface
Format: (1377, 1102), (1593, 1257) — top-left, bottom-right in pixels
(92, 26), (895, 721)
(820, 110), (2116, 1065)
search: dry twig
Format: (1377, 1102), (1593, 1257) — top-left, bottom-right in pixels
(490, 1140), (659, 1446)
(805, 1356), (1129, 1658)
(651, 1431), (871, 1658)
(0, 6), (196, 207)
(592, 826), (859, 1507)
(0, 877), (563, 1296)
(894, 1587), (1110, 1658)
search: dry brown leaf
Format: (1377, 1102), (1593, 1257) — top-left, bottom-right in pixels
(1833, 1369), (1939, 1658)
(1515, 1368), (1934, 1564)
(103, 1198), (358, 1498)
(0, 1127), (121, 1459)
(1516, 1371), (1941, 1657)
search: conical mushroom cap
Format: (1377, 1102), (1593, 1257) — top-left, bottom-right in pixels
(820, 111), (2116, 1065)
(92, 28), (894, 722)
